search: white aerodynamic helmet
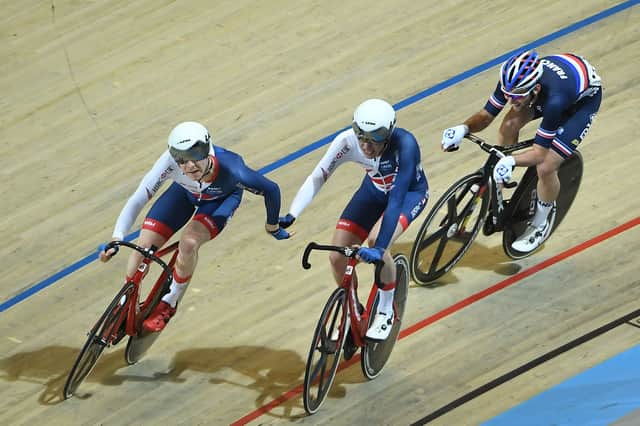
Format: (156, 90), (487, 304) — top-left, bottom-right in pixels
(167, 121), (212, 164)
(352, 98), (397, 143)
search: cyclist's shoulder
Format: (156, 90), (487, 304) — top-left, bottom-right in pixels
(391, 128), (420, 154)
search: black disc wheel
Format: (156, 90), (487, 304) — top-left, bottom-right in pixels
(361, 254), (409, 380)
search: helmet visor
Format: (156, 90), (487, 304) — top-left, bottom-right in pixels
(352, 122), (391, 143)
(169, 141), (210, 164)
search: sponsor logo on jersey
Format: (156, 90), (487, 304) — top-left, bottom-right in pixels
(328, 146), (350, 174)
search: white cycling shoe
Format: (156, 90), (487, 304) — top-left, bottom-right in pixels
(366, 311), (394, 341)
(512, 219), (551, 252)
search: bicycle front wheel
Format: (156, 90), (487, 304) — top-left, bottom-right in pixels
(361, 254), (409, 380)
(63, 283), (134, 399)
(410, 172), (489, 284)
(303, 287), (349, 415)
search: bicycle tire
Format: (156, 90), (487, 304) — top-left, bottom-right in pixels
(63, 283), (134, 399)
(503, 151), (583, 259)
(303, 287), (349, 415)
(360, 254), (409, 380)
(410, 172), (489, 284)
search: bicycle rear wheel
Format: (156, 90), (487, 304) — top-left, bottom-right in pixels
(63, 283), (134, 399)
(303, 287), (349, 415)
(410, 172), (489, 284)
(124, 288), (167, 365)
(503, 151), (583, 259)
(360, 254), (409, 380)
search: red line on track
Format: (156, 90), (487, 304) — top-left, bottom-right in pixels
(231, 216), (639, 425)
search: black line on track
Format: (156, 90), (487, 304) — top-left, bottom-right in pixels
(410, 307), (640, 425)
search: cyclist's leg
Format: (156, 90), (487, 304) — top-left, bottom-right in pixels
(366, 191), (427, 340)
(124, 183), (193, 279)
(143, 188), (241, 331)
(164, 189), (242, 307)
(513, 91), (601, 251)
(330, 181), (385, 286)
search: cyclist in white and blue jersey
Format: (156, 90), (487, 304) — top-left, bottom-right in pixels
(99, 121), (291, 332)
(279, 99), (429, 341)
(441, 50), (602, 252)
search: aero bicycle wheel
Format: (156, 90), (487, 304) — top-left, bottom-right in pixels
(63, 283), (134, 399)
(124, 277), (171, 365)
(303, 287), (349, 415)
(410, 172), (489, 284)
(503, 151), (583, 259)
(361, 254), (409, 380)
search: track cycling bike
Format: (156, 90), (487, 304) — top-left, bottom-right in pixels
(63, 240), (179, 399)
(410, 133), (583, 285)
(301, 242), (409, 414)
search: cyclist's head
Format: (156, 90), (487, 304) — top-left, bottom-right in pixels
(352, 98), (396, 144)
(167, 121), (211, 164)
(500, 50), (544, 97)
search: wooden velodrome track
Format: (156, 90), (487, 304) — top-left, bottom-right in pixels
(1, 1), (639, 424)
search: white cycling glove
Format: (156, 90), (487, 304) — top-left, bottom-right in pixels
(441, 124), (469, 151)
(493, 155), (516, 183)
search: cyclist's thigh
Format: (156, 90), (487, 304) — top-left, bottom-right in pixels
(145, 182), (196, 239)
(192, 189), (243, 240)
(337, 181), (386, 243)
(552, 89), (602, 159)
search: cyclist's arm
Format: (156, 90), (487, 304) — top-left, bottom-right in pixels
(229, 155), (282, 228)
(374, 138), (419, 251)
(112, 154), (171, 240)
(464, 109), (495, 133)
(461, 82), (506, 133)
(289, 131), (354, 218)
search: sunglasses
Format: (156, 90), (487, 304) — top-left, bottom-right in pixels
(501, 87), (534, 101)
(169, 141), (210, 164)
(351, 122), (391, 144)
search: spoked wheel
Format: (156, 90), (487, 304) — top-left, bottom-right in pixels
(410, 172), (490, 285)
(303, 287), (349, 415)
(503, 152), (583, 259)
(63, 283), (134, 399)
(361, 254), (409, 380)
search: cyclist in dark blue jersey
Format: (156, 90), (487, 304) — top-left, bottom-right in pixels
(441, 50), (602, 252)
(279, 99), (429, 341)
(100, 121), (291, 332)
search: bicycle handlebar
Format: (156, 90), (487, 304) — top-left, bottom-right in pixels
(105, 240), (173, 277)
(465, 134), (533, 189)
(465, 133), (534, 155)
(302, 242), (384, 285)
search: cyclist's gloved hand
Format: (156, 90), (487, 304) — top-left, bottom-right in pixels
(441, 124), (469, 152)
(98, 241), (119, 262)
(493, 155), (516, 183)
(278, 213), (296, 229)
(357, 247), (384, 263)
(270, 227), (292, 240)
